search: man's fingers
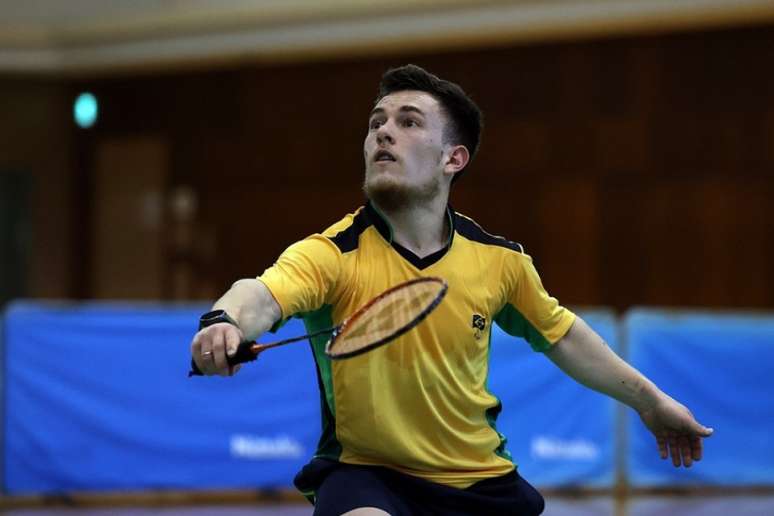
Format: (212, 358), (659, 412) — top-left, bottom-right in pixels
(191, 334), (202, 357)
(212, 330), (228, 371)
(679, 436), (693, 467)
(190, 324), (246, 376)
(191, 334), (204, 371)
(668, 434), (681, 467)
(691, 435), (703, 462)
(695, 424), (714, 438)
(225, 328), (242, 357)
(647, 404), (711, 466)
(199, 343), (215, 372)
(656, 434), (668, 460)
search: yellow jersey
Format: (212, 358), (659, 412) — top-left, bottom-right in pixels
(259, 202), (575, 489)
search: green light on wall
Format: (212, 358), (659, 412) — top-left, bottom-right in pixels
(74, 92), (98, 128)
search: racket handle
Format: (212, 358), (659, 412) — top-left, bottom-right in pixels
(228, 340), (260, 366)
(188, 340), (258, 377)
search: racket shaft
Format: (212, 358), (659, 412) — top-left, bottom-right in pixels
(229, 326), (338, 363)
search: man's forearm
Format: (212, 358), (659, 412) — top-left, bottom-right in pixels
(212, 278), (282, 340)
(545, 316), (663, 413)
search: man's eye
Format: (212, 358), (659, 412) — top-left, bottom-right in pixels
(403, 119), (418, 127)
(369, 119), (383, 129)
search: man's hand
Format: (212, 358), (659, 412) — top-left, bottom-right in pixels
(638, 395), (714, 468)
(189, 278), (282, 377)
(190, 322), (244, 376)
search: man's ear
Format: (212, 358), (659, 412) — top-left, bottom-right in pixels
(443, 145), (469, 179)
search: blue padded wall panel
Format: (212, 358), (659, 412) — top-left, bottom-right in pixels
(3, 302), (320, 494)
(625, 309), (774, 486)
(489, 309), (618, 487)
(3, 303), (621, 494)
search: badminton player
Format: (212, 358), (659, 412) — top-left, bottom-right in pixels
(190, 65), (713, 516)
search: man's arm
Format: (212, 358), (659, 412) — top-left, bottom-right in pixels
(544, 316), (714, 467)
(190, 278), (282, 376)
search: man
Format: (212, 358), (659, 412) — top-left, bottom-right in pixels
(191, 65), (713, 516)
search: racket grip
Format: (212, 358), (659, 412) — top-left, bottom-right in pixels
(227, 340), (259, 367)
(187, 340), (258, 377)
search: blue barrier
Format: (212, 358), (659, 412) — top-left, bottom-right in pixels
(625, 309), (774, 486)
(7, 303), (771, 493)
(2, 302), (320, 494)
(2, 302), (619, 493)
(490, 309), (619, 488)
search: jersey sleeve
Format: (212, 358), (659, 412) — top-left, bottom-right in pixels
(494, 253), (576, 352)
(257, 234), (343, 319)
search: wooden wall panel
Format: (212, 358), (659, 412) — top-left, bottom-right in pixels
(0, 78), (72, 300)
(70, 25), (774, 309)
(91, 137), (168, 299)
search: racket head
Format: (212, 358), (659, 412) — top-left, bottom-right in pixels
(324, 277), (447, 360)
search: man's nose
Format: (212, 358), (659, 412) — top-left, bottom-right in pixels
(376, 123), (395, 145)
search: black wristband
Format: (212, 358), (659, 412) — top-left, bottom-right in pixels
(198, 309), (239, 330)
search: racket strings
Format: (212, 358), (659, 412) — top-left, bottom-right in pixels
(328, 279), (444, 356)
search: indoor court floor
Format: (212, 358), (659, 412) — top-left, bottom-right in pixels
(3, 495), (774, 516)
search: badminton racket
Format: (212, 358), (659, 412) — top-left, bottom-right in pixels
(189, 276), (447, 376)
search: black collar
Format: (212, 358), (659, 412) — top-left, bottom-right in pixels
(364, 201), (455, 270)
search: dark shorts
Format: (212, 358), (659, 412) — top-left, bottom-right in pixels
(294, 458), (545, 516)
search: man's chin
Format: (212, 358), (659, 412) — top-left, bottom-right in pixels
(363, 175), (411, 212)
(362, 173), (441, 212)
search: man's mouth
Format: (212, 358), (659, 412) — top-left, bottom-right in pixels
(373, 150), (397, 163)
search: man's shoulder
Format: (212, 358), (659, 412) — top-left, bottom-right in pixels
(319, 206), (372, 253)
(452, 210), (524, 254)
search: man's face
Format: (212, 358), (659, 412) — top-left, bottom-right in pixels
(363, 90), (450, 210)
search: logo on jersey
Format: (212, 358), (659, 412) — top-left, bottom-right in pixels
(472, 314), (487, 340)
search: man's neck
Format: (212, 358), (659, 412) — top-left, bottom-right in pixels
(373, 196), (450, 258)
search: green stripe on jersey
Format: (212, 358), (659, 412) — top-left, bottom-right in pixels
(494, 303), (552, 352)
(302, 306), (342, 459)
(484, 331), (513, 463)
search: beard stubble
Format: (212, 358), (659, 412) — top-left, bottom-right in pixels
(362, 169), (441, 213)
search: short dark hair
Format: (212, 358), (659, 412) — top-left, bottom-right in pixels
(376, 64), (483, 183)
